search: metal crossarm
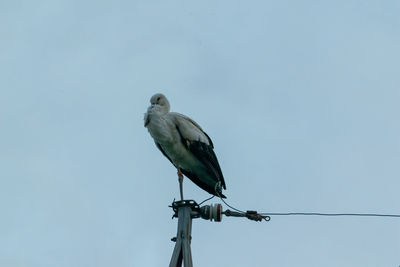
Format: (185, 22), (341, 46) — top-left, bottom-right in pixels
(169, 200), (269, 266)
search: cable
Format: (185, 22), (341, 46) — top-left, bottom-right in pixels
(216, 193), (270, 221)
(214, 182), (248, 214)
(213, 185), (400, 220)
(219, 196), (246, 214)
(198, 195), (215, 206)
(215, 190), (246, 214)
(214, 189), (400, 219)
(260, 212), (400, 218)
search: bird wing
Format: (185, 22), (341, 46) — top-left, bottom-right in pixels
(169, 112), (226, 190)
(155, 142), (175, 166)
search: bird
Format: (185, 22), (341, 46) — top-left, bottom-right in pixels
(144, 93), (226, 199)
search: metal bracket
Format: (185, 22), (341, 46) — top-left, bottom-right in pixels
(170, 200), (201, 219)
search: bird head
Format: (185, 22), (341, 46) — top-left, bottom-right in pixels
(148, 93), (170, 114)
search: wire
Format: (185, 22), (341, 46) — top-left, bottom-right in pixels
(198, 195), (215, 206)
(215, 191), (246, 214)
(214, 190), (400, 219)
(213, 185), (400, 220)
(213, 183), (246, 214)
(260, 212), (400, 218)
(219, 196), (246, 214)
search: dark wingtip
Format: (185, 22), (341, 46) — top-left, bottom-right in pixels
(217, 192), (227, 198)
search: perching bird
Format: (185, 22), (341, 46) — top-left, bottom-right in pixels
(144, 93), (226, 198)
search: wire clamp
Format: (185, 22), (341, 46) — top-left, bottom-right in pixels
(246, 210), (270, 222)
(222, 209), (270, 222)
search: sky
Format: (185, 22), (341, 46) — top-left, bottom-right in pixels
(0, 0), (399, 266)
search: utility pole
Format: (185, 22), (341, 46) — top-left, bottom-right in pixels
(169, 199), (269, 267)
(169, 200), (195, 267)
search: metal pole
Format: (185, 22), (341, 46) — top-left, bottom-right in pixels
(169, 205), (193, 267)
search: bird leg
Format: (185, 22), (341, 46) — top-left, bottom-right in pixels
(177, 169), (184, 200)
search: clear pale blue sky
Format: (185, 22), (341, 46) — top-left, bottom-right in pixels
(1, 1), (399, 266)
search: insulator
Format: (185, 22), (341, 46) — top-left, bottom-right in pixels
(200, 203), (222, 222)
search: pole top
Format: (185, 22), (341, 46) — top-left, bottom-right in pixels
(170, 199), (269, 222)
(170, 199), (202, 219)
